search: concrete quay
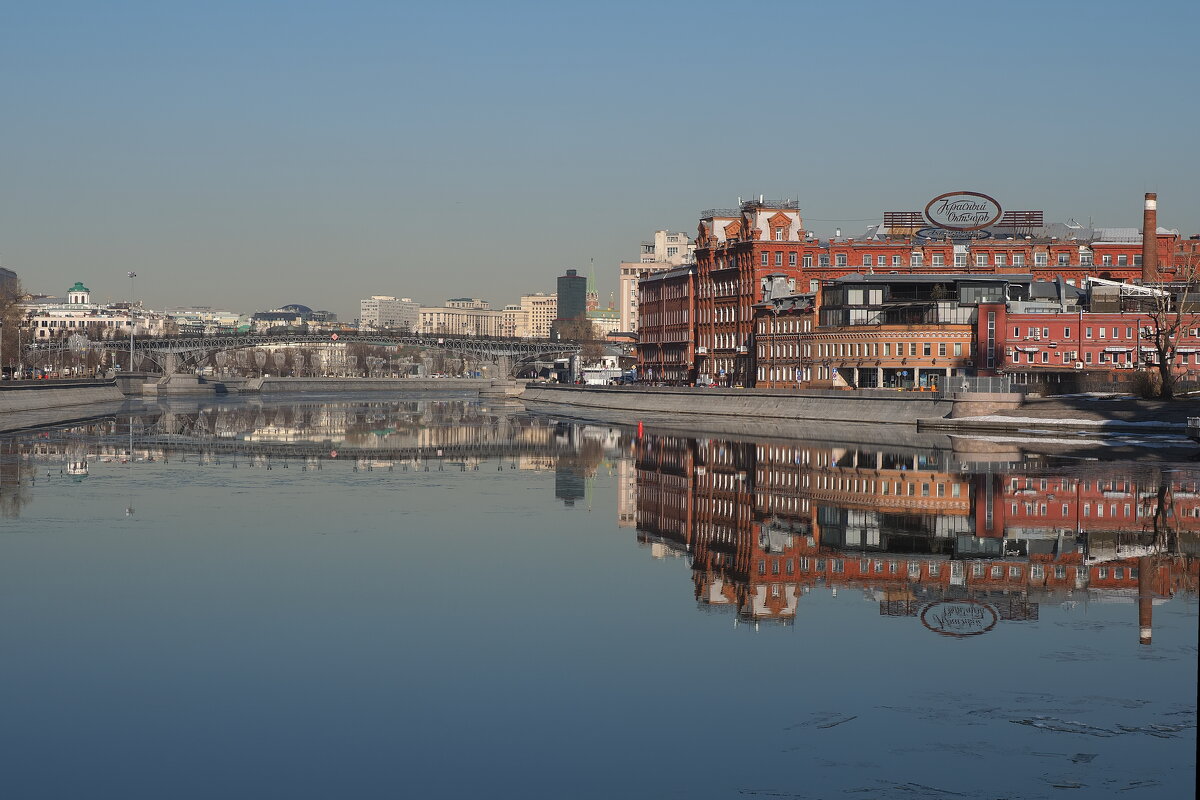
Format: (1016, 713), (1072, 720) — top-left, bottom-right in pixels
(0, 379), (128, 432)
(520, 384), (1196, 443)
(520, 384), (955, 425)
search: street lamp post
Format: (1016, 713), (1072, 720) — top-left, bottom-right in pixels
(127, 271), (137, 372)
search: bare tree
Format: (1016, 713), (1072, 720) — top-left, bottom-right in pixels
(0, 278), (24, 371)
(1141, 265), (1200, 400)
(556, 318), (605, 363)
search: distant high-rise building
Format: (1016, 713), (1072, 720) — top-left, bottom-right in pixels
(359, 296), (419, 331)
(620, 230), (694, 331)
(0, 267), (18, 297)
(556, 269), (587, 322)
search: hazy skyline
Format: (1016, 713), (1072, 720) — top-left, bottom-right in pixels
(3, 0), (1197, 320)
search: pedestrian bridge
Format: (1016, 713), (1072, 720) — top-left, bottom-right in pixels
(38, 331), (584, 376)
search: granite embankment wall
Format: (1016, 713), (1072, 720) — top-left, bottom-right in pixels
(521, 385), (954, 425)
(0, 380), (126, 413)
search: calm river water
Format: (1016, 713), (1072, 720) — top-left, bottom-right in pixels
(1, 394), (1196, 799)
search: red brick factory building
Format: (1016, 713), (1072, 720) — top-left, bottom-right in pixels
(636, 193), (1200, 389)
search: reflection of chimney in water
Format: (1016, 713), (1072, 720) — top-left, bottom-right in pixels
(1138, 555), (1153, 645)
(1141, 193), (1158, 283)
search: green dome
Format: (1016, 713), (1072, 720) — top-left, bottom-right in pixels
(69, 281), (90, 293)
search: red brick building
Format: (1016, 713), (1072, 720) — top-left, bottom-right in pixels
(638, 195), (1200, 387)
(635, 264), (695, 384)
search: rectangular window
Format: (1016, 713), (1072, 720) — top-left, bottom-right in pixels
(996, 254), (1006, 266)
(835, 254), (846, 266)
(892, 255), (901, 266)
(1063, 327), (1071, 338)
(1085, 327), (1092, 339)
(923, 343), (932, 356)
(1035, 253), (1048, 266)
(932, 254), (944, 266)
(877, 255), (886, 267)
(1118, 255), (1128, 266)
(911, 253), (923, 267)
(862, 254), (871, 267)
(938, 343), (947, 357)
(953, 342), (962, 356)
(976, 254), (987, 267)
(883, 343), (891, 356)
(775, 252), (783, 267)
(1013, 254), (1025, 266)
(789, 252), (797, 267)
(955, 253), (967, 267)
(909, 343), (917, 356)
(1102, 254), (1112, 266)
(761, 253), (768, 266)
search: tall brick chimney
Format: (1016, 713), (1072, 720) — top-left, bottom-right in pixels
(1141, 193), (1158, 282)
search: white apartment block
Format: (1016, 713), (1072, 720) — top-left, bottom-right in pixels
(520, 293), (557, 339)
(502, 305), (526, 338)
(359, 296), (419, 331)
(419, 305), (505, 337)
(619, 230), (694, 331)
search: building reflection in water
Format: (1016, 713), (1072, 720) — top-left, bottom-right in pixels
(0, 399), (624, 514)
(5, 402), (1197, 645)
(633, 433), (1199, 641)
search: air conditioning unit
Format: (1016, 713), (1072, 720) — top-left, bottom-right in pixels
(1074, 362), (1084, 370)
(696, 347), (708, 354)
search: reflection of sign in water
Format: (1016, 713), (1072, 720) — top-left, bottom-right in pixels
(924, 191), (1003, 231)
(920, 600), (998, 637)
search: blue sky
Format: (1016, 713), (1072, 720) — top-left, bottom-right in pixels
(2, 0), (1196, 318)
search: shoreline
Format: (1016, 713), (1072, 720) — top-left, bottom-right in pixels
(520, 384), (1200, 443)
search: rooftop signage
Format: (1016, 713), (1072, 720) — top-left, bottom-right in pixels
(920, 599), (999, 637)
(924, 191), (1004, 232)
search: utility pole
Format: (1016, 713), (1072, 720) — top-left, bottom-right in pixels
(128, 271), (137, 372)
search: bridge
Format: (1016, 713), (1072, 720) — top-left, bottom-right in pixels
(32, 331), (584, 377)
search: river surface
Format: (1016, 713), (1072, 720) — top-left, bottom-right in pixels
(1, 394), (1196, 799)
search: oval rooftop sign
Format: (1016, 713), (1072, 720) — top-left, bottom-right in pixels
(920, 599), (999, 637)
(924, 191), (1003, 231)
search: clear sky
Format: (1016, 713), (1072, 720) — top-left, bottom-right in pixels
(2, 0), (1196, 319)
